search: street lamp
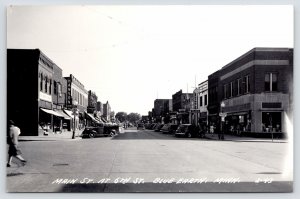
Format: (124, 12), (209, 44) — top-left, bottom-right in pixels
(220, 101), (226, 140)
(72, 99), (78, 139)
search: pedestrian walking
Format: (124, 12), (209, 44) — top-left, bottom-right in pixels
(7, 120), (27, 167)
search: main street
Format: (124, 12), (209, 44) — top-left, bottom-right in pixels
(6, 128), (292, 192)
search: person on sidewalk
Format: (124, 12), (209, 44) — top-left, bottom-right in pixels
(7, 120), (27, 167)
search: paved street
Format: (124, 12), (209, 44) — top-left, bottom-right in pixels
(6, 128), (292, 192)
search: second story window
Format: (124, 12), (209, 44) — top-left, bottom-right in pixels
(237, 78), (242, 95)
(230, 82), (233, 97)
(204, 94), (207, 106)
(244, 75), (250, 93)
(49, 79), (52, 95)
(200, 96), (203, 107)
(45, 76), (48, 93)
(54, 81), (57, 95)
(40, 74), (43, 91)
(265, 73), (278, 91)
(224, 84), (228, 99)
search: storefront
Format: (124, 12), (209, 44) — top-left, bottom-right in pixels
(39, 108), (67, 133)
(224, 111), (251, 135)
(261, 111), (282, 132)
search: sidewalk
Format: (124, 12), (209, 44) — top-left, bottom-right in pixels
(204, 133), (288, 143)
(19, 129), (83, 142)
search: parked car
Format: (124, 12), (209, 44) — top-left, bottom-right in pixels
(154, 124), (164, 132)
(137, 123), (145, 130)
(151, 123), (158, 130)
(161, 124), (178, 134)
(175, 124), (198, 138)
(160, 124), (170, 133)
(81, 123), (119, 138)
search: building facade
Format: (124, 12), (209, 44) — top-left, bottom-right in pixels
(87, 90), (98, 114)
(7, 49), (71, 136)
(192, 80), (208, 126)
(212, 48), (293, 134)
(153, 99), (172, 123)
(172, 90), (194, 124)
(103, 101), (111, 122)
(64, 74), (88, 128)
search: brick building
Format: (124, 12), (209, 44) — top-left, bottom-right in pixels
(64, 74), (88, 129)
(209, 47), (293, 134)
(153, 99), (172, 123)
(172, 90), (194, 124)
(7, 49), (71, 136)
(103, 101), (111, 122)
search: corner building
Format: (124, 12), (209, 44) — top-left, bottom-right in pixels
(217, 48), (293, 134)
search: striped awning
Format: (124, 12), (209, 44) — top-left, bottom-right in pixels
(40, 108), (64, 117)
(56, 110), (72, 120)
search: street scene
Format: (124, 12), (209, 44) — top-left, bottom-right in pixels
(6, 5), (293, 193)
(7, 127), (291, 192)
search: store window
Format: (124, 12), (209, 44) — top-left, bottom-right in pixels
(262, 112), (281, 132)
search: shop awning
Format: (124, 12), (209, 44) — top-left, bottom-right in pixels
(56, 110), (72, 120)
(85, 112), (100, 123)
(101, 117), (108, 123)
(40, 108), (64, 117)
(63, 109), (78, 119)
(95, 116), (104, 124)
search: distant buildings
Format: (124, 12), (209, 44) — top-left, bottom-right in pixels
(103, 101), (111, 122)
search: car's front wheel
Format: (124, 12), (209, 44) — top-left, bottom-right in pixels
(186, 132), (192, 138)
(89, 132), (95, 138)
(110, 131), (115, 137)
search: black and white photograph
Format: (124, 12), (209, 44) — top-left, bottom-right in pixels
(6, 4), (293, 193)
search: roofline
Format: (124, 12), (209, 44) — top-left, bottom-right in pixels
(221, 47), (293, 70)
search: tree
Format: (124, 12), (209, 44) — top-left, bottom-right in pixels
(115, 112), (127, 123)
(127, 112), (141, 124)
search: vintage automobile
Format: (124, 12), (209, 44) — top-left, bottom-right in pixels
(175, 124), (198, 138)
(154, 124), (164, 132)
(161, 124), (178, 134)
(137, 123), (145, 130)
(81, 123), (119, 138)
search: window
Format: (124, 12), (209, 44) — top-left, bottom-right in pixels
(237, 78), (242, 95)
(40, 74), (43, 91)
(265, 73), (278, 91)
(204, 94), (207, 106)
(230, 82), (233, 97)
(223, 84), (228, 99)
(45, 76), (48, 93)
(200, 96), (203, 106)
(58, 84), (62, 97)
(49, 79), (52, 94)
(244, 75), (250, 93)
(54, 81), (57, 94)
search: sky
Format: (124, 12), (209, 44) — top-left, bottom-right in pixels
(7, 5), (293, 115)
